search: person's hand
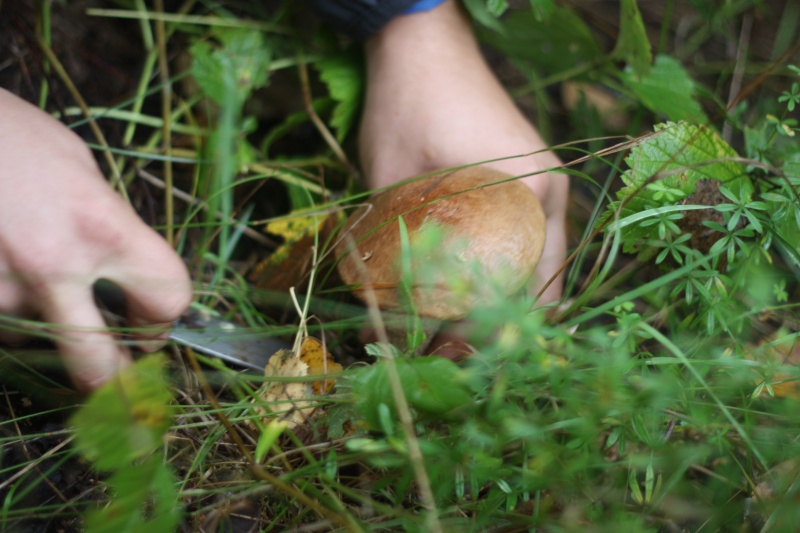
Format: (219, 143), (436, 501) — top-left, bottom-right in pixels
(359, 0), (567, 304)
(0, 89), (193, 391)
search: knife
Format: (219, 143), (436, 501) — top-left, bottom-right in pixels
(169, 307), (294, 372)
(93, 281), (293, 372)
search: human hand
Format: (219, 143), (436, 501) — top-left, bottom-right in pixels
(359, 0), (567, 304)
(0, 89), (193, 391)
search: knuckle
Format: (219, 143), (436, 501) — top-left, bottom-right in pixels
(7, 249), (60, 292)
(72, 197), (130, 250)
(158, 284), (193, 320)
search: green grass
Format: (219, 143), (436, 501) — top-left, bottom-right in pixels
(2, 0), (800, 531)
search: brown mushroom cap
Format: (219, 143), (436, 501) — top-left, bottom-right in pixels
(335, 166), (547, 320)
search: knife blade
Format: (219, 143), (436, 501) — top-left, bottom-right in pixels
(94, 281), (293, 371)
(169, 308), (293, 372)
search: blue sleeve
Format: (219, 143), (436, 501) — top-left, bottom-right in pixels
(307, 0), (443, 39)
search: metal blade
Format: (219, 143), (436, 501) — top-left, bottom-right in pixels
(170, 308), (293, 372)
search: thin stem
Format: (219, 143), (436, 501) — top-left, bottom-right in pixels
(338, 235), (444, 533)
(154, 0), (175, 246)
(36, 37), (129, 202)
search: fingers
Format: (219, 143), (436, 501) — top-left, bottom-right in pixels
(105, 228), (193, 340)
(0, 266), (36, 345)
(41, 283), (132, 392)
(5, 262), (189, 391)
(76, 203), (193, 352)
(0, 89), (191, 391)
(118, 267), (192, 327)
(127, 316), (172, 353)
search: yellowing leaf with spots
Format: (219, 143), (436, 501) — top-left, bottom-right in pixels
(266, 215), (325, 252)
(70, 354), (175, 471)
(255, 337), (342, 428)
(300, 337), (342, 395)
(250, 213), (338, 291)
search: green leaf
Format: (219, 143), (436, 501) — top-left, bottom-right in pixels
(479, 7), (602, 75)
(84, 454), (181, 533)
(612, 0), (652, 77)
(628, 468), (644, 504)
(260, 98), (332, 155)
(486, 0), (509, 17)
(70, 355), (180, 533)
(190, 29), (272, 108)
(316, 50), (364, 142)
(396, 216), (425, 352)
(463, 0), (506, 33)
(255, 420), (287, 463)
(70, 354), (175, 472)
(350, 356), (473, 431)
(601, 122), (748, 255)
(768, 153), (800, 266)
(529, 0), (555, 21)
(619, 55), (707, 122)
(744, 115), (800, 165)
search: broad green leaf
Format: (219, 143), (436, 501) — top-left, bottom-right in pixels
(785, 152), (800, 180)
(191, 40), (232, 104)
(190, 29), (271, 108)
(350, 356), (473, 431)
(601, 122), (748, 254)
(316, 50), (364, 142)
(487, 0), (509, 17)
(71, 355), (179, 533)
(768, 152), (800, 266)
(612, 0), (651, 77)
(84, 454), (181, 533)
(619, 55), (707, 122)
(70, 354), (175, 472)
(529, 0), (555, 21)
(479, 7), (602, 75)
(463, 0), (506, 33)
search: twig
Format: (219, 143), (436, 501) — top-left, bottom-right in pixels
(35, 36), (129, 202)
(136, 168), (278, 248)
(2, 385), (71, 505)
(722, 15), (752, 143)
(0, 433), (74, 492)
(154, 0), (175, 246)
(723, 38), (800, 116)
(296, 56), (358, 176)
(85, 9), (289, 33)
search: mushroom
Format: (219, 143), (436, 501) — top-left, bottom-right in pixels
(335, 165), (546, 352)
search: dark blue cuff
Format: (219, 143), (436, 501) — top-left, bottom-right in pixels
(402, 0), (447, 15)
(307, 0), (444, 39)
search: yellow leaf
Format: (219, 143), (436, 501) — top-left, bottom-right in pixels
(254, 337), (342, 429)
(300, 337), (343, 395)
(265, 215), (327, 260)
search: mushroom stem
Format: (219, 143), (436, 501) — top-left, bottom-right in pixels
(383, 315), (441, 356)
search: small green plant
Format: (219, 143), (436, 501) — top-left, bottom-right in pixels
(70, 355), (180, 532)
